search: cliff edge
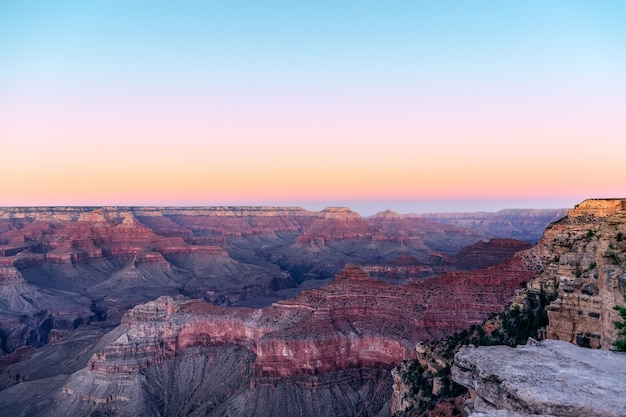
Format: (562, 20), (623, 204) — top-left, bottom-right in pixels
(451, 339), (626, 417)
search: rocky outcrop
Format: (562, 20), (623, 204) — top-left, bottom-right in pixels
(568, 198), (626, 217)
(451, 340), (626, 417)
(391, 199), (626, 416)
(519, 198), (626, 349)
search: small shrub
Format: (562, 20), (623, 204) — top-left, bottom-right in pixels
(614, 294), (626, 352)
(605, 251), (621, 266)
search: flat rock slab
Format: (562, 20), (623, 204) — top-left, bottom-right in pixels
(452, 340), (626, 417)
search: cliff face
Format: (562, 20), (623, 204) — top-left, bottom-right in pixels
(0, 205), (566, 416)
(391, 199), (626, 416)
(522, 198), (626, 349)
(86, 263), (534, 378)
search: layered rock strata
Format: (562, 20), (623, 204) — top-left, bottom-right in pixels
(44, 262), (535, 415)
(0, 205), (558, 356)
(518, 198), (626, 348)
(391, 199), (626, 416)
(419, 209), (568, 243)
(451, 340), (626, 417)
(87, 263), (534, 377)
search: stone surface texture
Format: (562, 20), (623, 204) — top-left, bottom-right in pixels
(452, 339), (626, 417)
(391, 198), (626, 416)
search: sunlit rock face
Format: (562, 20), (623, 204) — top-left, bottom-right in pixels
(567, 198), (626, 217)
(517, 198), (626, 349)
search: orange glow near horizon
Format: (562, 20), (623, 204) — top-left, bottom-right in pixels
(3, 109), (624, 208)
(2, 3), (625, 211)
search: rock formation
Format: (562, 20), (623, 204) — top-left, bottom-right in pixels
(0, 205), (559, 357)
(452, 339), (626, 416)
(0, 260), (537, 416)
(519, 198), (626, 349)
(392, 198), (626, 416)
(0, 266), (94, 355)
(0, 205), (566, 416)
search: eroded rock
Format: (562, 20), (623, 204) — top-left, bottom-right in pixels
(452, 340), (626, 417)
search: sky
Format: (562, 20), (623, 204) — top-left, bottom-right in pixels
(1, 1), (625, 215)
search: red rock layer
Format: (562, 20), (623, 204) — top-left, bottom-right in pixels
(87, 263), (536, 379)
(452, 238), (532, 270)
(0, 205), (558, 358)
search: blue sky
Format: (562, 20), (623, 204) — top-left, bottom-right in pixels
(1, 1), (625, 214)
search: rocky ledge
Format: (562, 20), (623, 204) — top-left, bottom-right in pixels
(451, 339), (626, 417)
(568, 198), (626, 217)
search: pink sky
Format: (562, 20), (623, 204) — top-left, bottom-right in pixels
(1, 2), (625, 214)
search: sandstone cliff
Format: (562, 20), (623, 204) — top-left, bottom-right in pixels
(519, 198), (626, 349)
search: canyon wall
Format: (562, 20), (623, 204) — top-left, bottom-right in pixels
(522, 198), (626, 349)
(0, 205), (567, 416)
(392, 199), (626, 416)
(11, 260), (537, 417)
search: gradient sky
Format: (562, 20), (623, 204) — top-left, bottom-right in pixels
(1, 1), (625, 215)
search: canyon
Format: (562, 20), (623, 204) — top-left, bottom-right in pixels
(0, 205), (565, 416)
(393, 198), (626, 416)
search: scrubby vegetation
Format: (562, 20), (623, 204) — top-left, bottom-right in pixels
(614, 294), (626, 352)
(394, 286), (556, 416)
